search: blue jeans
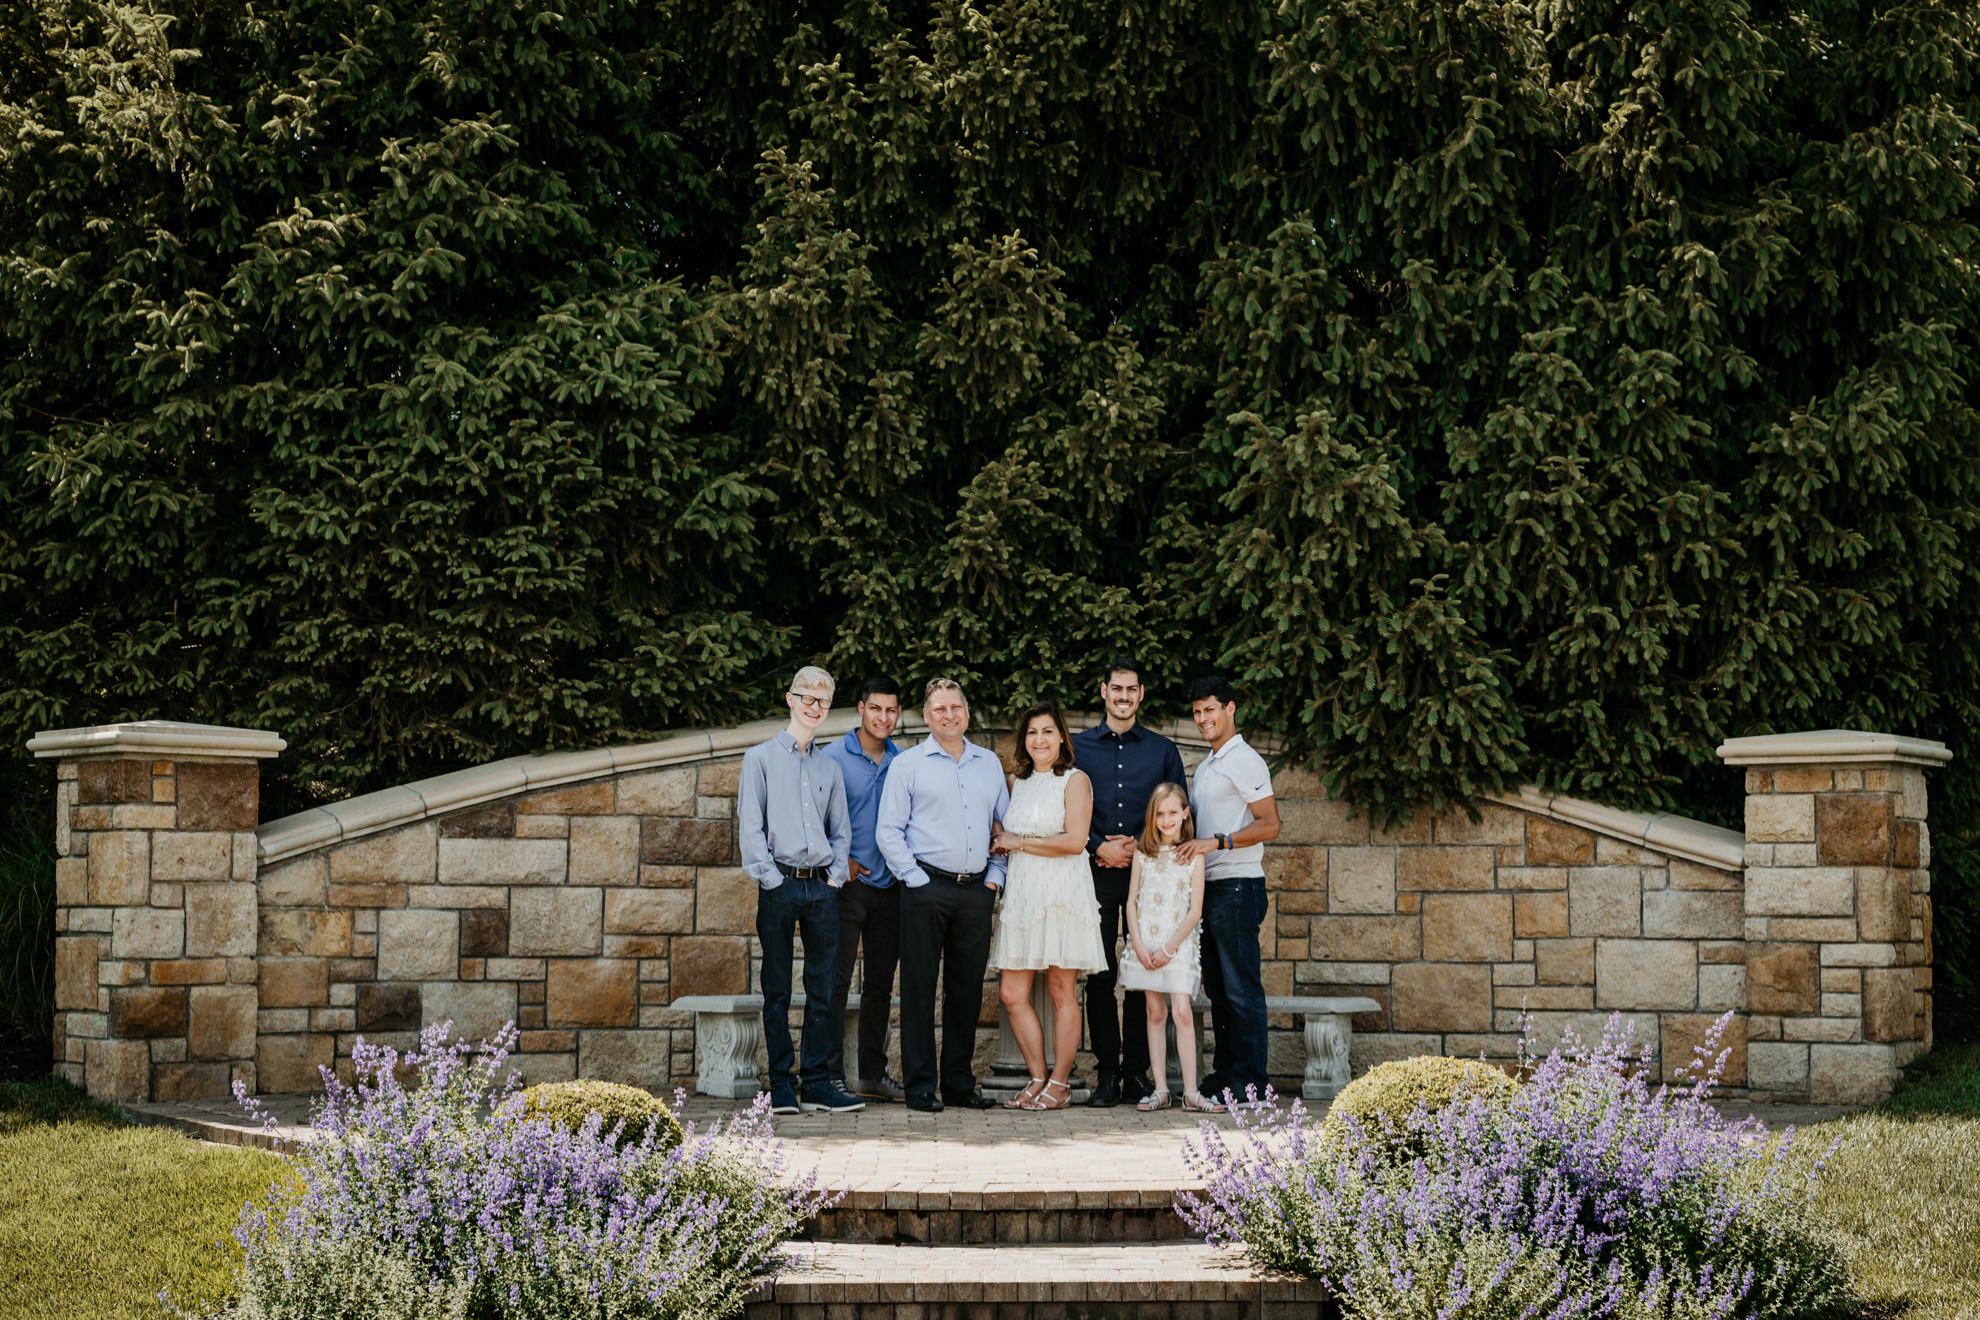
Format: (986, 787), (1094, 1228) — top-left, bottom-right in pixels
(1200, 876), (1268, 1099)
(756, 877), (841, 1092)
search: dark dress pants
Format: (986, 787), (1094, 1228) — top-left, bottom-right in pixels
(756, 877), (841, 1092)
(1086, 862), (1150, 1079)
(1200, 875), (1269, 1099)
(824, 879), (900, 1083)
(898, 877), (996, 1102)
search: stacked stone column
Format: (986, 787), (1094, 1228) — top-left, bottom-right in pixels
(34, 721), (281, 1102)
(1721, 730), (1945, 1104)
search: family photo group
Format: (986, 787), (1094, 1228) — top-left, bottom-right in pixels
(737, 661), (1281, 1117)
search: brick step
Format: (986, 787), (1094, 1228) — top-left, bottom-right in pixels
(747, 1241), (1328, 1318)
(810, 1195), (1196, 1245)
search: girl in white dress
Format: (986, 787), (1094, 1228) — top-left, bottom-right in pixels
(989, 702), (1107, 1110)
(1121, 782), (1210, 1111)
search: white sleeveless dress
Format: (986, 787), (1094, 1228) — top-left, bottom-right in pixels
(989, 770), (1108, 972)
(1117, 846), (1201, 995)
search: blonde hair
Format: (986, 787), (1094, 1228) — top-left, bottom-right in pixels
(790, 665), (835, 696)
(1138, 782), (1195, 857)
(923, 677), (966, 706)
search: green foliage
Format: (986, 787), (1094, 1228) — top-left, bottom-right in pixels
(520, 1079), (683, 1149)
(0, 830), (53, 1061)
(2, 0), (1977, 1032)
(1328, 1056), (1518, 1157)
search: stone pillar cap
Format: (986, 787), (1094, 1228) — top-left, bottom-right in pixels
(27, 720), (286, 760)
(1716, 728), (1951, 768)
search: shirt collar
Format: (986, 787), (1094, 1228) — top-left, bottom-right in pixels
(918, 735), (985, 763)
(773, 729), (817, 757)
(1205, 733), (1248, 764)
(838, 729), (899, 761)
(1094, 722), (1145, 743)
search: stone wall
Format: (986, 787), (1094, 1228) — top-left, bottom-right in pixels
(36, 719), (1946, 1105)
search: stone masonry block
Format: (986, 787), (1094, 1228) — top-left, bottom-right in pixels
(1856, 869), (1912, 942)
(438, 838), (566, 886)
(1594, 939), (1697, 1011)
(422, 982), (518, 1042)
(1746, 794), (1814, 843)
(518, 781), (615, 815)
(1746, 867), (1854, 917)
(78, 760), (153, 804)
(1276, 798), (1367, 845)
(1810, 1043), (1896, 1105)
(259, 909), (352, 957)
(1525, 817), (1596, 866)
(357, 984), (421, 1031)
(85, 1039), (151, 1102)
(695, 870), (760, 934)
(568, 816), (641, 885)
(152, 832), (234, 882)
(1747, 943), (1819, 1015)
(604, 889), (694, 935)
(1433, 803), (1526, 845)
(56, 937), (100, 1011)
(639, 817), (732, 866)
(258, 856), (326, 906)
(188, 985), (257, 1060)
(329, 824), (438, 885)
(175, 762), (259, 831)
(1327, 847), (1395, 913)
(577, 1030), (671, 1090)
(112, 907), (184, 959)
(1642, 890), (1742, 940)
(510, 888), (602, 956)
(1816, 793), (1893, 866)
(87, 832), (150, 905)
(545, 959), (638, 1027)
(1307, 915), (1421, 963)
(185, 883), (257, 957)
(1568, 868), (1640, 937)
(671, 936), (749, 995)
(1514, 892), (1569, 939)
(1748, 1042), (1809, 1093)
(1862, 968), (1918, 1042)
(1390, 962), (1493, 1032)
(259, 958), (328, 1009)
(1395, 846), (1494, 892)
(257, 1033), (332, 1093)
(376, 908), (461, 981)
(1661, 1013), (1747, 1085)
(109, 987), (187, 1038)
(616, 768), (696, 816)
(1421, 894), (1512, 962)
(436, 801), (516, 838)
(460, 908), (509, 958)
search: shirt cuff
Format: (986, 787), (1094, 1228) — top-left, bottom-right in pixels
(899, 868), (930, 888)
(745, 863), (783, 890)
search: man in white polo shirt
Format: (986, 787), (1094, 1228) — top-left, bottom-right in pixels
(1178, 675), (1281, 1106)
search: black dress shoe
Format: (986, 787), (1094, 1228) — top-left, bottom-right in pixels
(1088, 1070), (1121, 1108)
(943, 1090), (998, 1109)
(906, 1093), (944, 1113)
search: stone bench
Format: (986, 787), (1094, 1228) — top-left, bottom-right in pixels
(672, 993), (896, 1099)
(677, 991), (1380, 1102)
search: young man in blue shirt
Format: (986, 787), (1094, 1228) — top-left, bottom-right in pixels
(820, 675), (905, 1102)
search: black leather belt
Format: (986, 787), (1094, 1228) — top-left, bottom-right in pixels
(776, 863), (832, 881)
(919, 862), (986, 886)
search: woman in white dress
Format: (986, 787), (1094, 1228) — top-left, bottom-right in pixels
(989, 702), (1107, 1110)
(1120, 782), (1210, 1111)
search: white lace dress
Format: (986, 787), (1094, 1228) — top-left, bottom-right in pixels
(1118, 846), (1201, 995)
(989, 770), (1108, 972)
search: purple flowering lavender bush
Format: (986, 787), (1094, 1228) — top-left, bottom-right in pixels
(1179, 1015), (1851, 1320)
(204, 1022), (828, 1320)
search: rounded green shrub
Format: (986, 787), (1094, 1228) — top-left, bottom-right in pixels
(520, 1080), (683, 1150)
(1328, 1057), (1517, 1155)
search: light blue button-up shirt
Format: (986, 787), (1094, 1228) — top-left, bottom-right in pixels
(821, 728), (901, 888)
(875, 737), (1010, 890)
(738, 730), (851, 890)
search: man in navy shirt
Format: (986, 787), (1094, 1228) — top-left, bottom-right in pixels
(1071, 658), (1186, 1107)
(821, 675), (905, 1102)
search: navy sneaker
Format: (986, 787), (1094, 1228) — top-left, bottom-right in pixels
(800, 1082), (865, 1114)
(769, 1080), (801, 1115)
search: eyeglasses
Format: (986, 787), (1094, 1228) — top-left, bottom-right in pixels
(788, 692), (832, 711)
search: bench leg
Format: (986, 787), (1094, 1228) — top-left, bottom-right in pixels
(696, 1012), (763, 1099)
(1302, 1013), (1352, 1101)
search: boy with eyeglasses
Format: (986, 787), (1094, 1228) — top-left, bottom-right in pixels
(738, 666), (861, 1114)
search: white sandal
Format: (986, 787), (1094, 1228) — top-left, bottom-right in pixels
(1136, 1089), (1173, 1112)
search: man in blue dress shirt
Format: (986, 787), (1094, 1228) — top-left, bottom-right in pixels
(820, 675), (905, 1102)
(1072, 658), (1187, 1107)
(875, 678), (1010, 1112)
(737, 665), (861, 1115)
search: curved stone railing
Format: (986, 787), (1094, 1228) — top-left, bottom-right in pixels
(34, 717), (1941, 1107)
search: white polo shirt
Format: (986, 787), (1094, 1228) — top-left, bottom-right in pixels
(1191, 734), (1274, 880)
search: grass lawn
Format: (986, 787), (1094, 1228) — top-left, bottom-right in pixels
(0, 1079), (287, 1320)
(0, 1050), (1975, 1319)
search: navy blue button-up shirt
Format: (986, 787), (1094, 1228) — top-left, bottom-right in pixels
(1072, 721), (1187, 854)
(821, 728), (901, 888)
